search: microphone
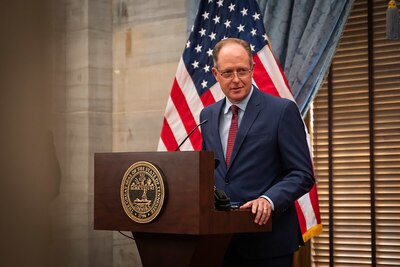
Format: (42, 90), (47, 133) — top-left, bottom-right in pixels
(175, 119), (208, 151)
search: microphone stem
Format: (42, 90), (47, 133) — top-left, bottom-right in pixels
(175, 120), (207, 151)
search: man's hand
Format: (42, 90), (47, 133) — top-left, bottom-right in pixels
(240, 197), (272, 225)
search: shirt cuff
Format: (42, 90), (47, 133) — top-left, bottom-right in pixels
(260, 195), (275, 211)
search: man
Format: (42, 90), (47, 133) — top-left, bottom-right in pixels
(200, 38), (315, 266)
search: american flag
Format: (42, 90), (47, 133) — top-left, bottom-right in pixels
(158, 0), (322, 242)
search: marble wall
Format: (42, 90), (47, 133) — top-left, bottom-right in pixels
(112, 0), (186, 152)
(51, 0), (187, 266)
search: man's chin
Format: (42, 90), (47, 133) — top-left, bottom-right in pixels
(228, 94), (245, 103)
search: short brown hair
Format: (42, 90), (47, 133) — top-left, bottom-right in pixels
(212, 38), (253, 69)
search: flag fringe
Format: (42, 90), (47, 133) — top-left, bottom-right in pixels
(302, 223), (323, 243)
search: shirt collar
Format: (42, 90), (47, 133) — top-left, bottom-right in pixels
(223, 86), (254, 114)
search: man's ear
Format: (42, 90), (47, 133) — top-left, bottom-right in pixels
(212, 67), (218, 79)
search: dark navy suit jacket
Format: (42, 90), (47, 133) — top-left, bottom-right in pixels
(200, 87), (315, 259)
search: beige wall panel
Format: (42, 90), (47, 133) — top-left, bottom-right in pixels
(88, 84), (113, 112)
(64, 113), (90, 192)
(89, 0), (113, 32)
(66, 0), (88, 30)
(66, 30), (89, 70)
(89, 29), (113, 68)
(112, 18), (186, 111)
(66, 84), (90, 112)
(118, 0), (185, 25)
(113, 2), (187, 157)
(113, 110), (165, 151)
(113, 62), (178, 113)
(112, 232), (142, 267)
(67, 67), (89, 88)
(113, 17), (185, 68)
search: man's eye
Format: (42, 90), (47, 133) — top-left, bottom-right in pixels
(221, 72), (234, 78)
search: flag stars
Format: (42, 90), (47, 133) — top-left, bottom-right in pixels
(251, 28), (257, 36)
(213, 15), (220, 24)
(253, 12), (261, 20)
(192, 61), (199, 69)
(203, 65), (210, 73)
(237, 24), (245, 32)
(216, 0), (223, 7)
(206, 48), (213, 57)
(241, 8), (248, 16)
(202, 11), (209, 20)
(262, 33), (268, 41)
(199, 28), (206, 37)
(224, 19), (231, 28)
(250, 44), (255, 51)
(186, 41), (191, 48)
(201, 80), (208, 88)
(228, 3), (235, 12)
(194, 44), (202, 53)
(209, 32), (217, 40)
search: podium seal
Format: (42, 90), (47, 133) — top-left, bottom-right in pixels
(120, 161), (165, 223)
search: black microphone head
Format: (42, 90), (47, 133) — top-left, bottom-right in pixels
(214, 159), (220, 169)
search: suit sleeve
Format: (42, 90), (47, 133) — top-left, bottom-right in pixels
(263, 100), (315, 213)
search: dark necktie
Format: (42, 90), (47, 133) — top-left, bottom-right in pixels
(226, 105), (238, 166)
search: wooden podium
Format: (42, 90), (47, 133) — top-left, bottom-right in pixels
(94, 151), (271, 267)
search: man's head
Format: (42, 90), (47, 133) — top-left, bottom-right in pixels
(212, 38), (254, 104)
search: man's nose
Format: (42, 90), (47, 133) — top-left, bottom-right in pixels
(231, 72), (241, 82)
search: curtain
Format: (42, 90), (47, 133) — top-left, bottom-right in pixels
(186, 0), (355, 116)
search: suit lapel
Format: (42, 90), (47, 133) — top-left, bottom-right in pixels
(227, 88), (262, 172)
(211, 99), (227, 172)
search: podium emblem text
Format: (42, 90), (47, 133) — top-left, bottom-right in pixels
(120, 161), (165, 223)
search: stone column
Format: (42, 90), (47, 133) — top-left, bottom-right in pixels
(55, 0), (113, 266)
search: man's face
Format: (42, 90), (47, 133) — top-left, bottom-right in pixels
(212, 43), (254, 104)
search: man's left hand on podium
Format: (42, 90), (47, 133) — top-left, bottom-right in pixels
(240, 198), (272, 226)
